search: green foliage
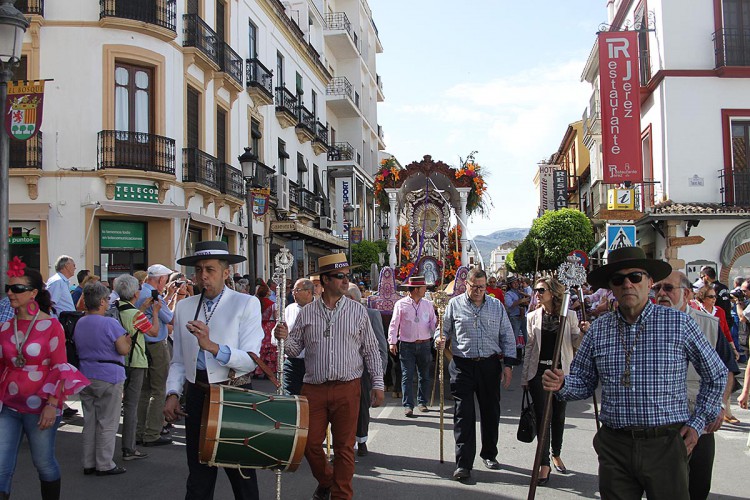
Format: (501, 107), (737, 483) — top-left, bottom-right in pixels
(505, 250), (517, 273)
(351, 240), (380, 272)
(374, 239), (388, 255)
(513, 208), (595, 274)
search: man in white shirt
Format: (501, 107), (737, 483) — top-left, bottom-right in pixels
(46, 255), (76, 316)
(281, 278), (314, 395)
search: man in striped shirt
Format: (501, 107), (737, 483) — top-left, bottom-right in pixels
(275, 253), (384, 500)
(436, 268), (516, 482)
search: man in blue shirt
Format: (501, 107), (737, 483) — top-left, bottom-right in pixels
(135, 264), (179, 446)
(436, 268), (516, 482)
(543, 247), (727, 497)
(46, 255), (76, 316)
(71, 269), (90, 305)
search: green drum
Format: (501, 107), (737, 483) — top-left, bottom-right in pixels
(200, 384), (309, 472)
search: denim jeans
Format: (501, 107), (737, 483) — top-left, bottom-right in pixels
(399, 341), (432, 409)
(0, 405), (62, 494)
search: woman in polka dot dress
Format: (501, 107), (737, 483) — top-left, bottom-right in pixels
(0, 258), (89, 500)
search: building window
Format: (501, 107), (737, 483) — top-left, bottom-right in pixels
(635, 1), (650, 85)
(723, 0), (750, 65)
(732, 121), (750, 170)
(278, 139), (288, 175)
(297, 152), (307, 188)
(115, 62), (153, 134)
(186, 86), (200, 149)
(216, 0), (226, 42)
(311, 89), (317, 117)
(296, 71), (303, 96)
(251, 118), (261, 159)
(216, 107), (227, 163)
(276, 51), (284, 87)
(248, 21), (258, 58)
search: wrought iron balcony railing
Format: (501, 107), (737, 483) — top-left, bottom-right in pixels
(9, 132), (42, 169)
(298, 187), (319, 213)
(219, 163), (244, 199)
(289, 179), (300, 206)
(269, 174), (278, 198)
(275, 86), (297, 115)
(182, 148), (220, 191)
(720, 167), (750, 206)
(324, 12), (353, 37)
(97, 130), (176, 174)
(326, 76), (353, 100)
(246, 58), (273, 97)
(327, 142), (354, 162)
(296, 103), (315, 132)
(100, 0), (176, 32)
(314, 121), (328, 145)
(713, 28), (750, 67)
(253, 161), (275, 188)
(183, 14), (219, 66)
(16, 0), (43, 15)
(219, 42), (243, 86)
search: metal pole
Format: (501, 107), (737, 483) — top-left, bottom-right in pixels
(0, 66), (13, 299)
(244, 180), (255, 295)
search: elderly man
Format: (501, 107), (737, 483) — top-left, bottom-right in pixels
(274, 254), (384, 500)
(436, 268), (516, 481)
(388, 276), (437, 417)
(653, 270), (735, 500)
(544, 247), (727, 498)
(280, 278), (315, 395)
(164, 241), (264, 500)
(46, 255), (77, 316)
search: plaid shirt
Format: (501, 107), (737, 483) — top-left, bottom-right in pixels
(558, 302), (727, 434)
(438, 293), (516, 361)
(0, 297), (12, 323)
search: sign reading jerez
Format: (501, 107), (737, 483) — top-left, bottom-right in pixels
(598, 31), (642, 184)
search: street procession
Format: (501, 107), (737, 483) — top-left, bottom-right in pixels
(1, 0), (750, 499)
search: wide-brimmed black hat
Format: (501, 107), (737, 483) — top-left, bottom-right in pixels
(177, 241), (246, 266)
(587, 246), (671, 289)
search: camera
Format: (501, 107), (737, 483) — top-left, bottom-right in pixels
(730, 289), (744, 301)
(175, 280), (186, 287)
(151, 289), (160, 300)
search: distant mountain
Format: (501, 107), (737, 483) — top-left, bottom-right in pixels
(470, 228), (530, 266)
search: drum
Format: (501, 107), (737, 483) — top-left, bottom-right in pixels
(199, 384), (309, 472)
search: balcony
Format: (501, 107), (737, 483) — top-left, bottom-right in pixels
(183, 148), (220, 192)
(377, 124), (385, 151)
(97, 130), (176, 174)
(312, 121), (329, 156)
(9, 132), (42, 169)
(269, 174), (278, 198)
(253, 161), (276, 189)
(582, 89), (601, 148)
(218, 163), (244, 201)
(183, 14), (219, 72)
(324, 12), (358, 59)
(99, 0), (177, 38)
(275, 86), (298, 129)
(326, 76), (358, 118)
(17, 0), (43, 16)
(246, 58), (273, 106)
(217, 42), (243, 90)
(298, 187), (319, 214)
(713, 29), (750, 68)
(295, 103), (316, 143)
(327, 142), (355, 162)
(289, 179), (300, 207)
(376, 74), (384, 102)
(720, 167), (750, 206)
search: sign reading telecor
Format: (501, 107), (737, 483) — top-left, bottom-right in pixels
(568, 249), (589, 268)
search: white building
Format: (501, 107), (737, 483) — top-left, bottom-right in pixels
(489, 241), (519, 278)
(7, 0), (384, 282)
(579, 0), (750, 283)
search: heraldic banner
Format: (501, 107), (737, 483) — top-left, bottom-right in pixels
(5, 80), (45, 141)
(251, 188), (271, 218)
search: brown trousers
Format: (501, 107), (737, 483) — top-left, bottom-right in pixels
(302, 379), (361, 500)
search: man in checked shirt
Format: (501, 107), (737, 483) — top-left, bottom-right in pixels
(544, 247), (727, 498)
(274, 253), (384, 500)
(435, 267), (516, 482)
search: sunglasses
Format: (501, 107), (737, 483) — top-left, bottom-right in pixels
(326, 272), (350, 280)
(5, 284), (35, 294)
(705, 295), (717, 299)
(610, 271), (649, 287)
(533, 288), (548, 294)
(651, 284), (683, 293)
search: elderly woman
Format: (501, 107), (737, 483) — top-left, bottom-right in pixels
(74, 282), (131, 475)
(0, 258), (89, 499)
(75, 275), (100, 312)
(522, 277), (587, 486)
(114, 274), (160, 463)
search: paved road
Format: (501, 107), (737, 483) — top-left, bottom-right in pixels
(8, 369), (750, 499)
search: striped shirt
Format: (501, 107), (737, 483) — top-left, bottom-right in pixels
(285, 296), (384, 390)
(387, 296), (437, 344)
(438, 292), (516, 361)
(558, 302), (727, 434)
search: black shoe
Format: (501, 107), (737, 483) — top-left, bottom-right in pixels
(537, 466), (551, 486)
(62, 407), (79, 418)
(357, 443), (368, 456)
(551, 455), (567, 474)
(96, 466), (126, 476)
(452, 467), (471, 481)
(142, 436), (172, 447)
(135, 439), (143, 446)
(482, 458), (501, 470)
(83, 468), (95, 475)
(312, 485), (330, 500)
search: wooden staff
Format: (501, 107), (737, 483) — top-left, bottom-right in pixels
(577, 286), (600, 430)
(527, 292), (570, 500)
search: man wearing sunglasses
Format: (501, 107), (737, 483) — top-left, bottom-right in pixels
(543, 246), (727, 499)
(653, 270), (735, 500)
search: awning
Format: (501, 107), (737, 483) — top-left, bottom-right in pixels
(10, 203), (51, 221)
(188, 212), (247, 235)
(97, 201), (188, 220)
(270, 221), (347, 249)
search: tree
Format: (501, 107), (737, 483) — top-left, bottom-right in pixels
(512, 208), (595, 274)
(351, 240), (380, 272)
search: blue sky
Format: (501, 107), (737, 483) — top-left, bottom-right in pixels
(376, 1), (605, 238)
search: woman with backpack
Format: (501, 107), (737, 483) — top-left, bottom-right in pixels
(73, 282), (131, 476)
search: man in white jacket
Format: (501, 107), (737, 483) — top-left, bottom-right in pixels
(163, 241), (264, 500)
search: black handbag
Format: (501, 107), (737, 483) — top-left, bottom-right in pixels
(517, 388), (537, 443)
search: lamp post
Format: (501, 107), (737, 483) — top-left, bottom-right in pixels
(343, 202), (354, 264)
(239, 146), (258, 294)
(0, 0), (29, 299)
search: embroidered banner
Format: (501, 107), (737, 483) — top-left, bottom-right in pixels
(251, 188), (270, 218)
(6, 80), (45, 141)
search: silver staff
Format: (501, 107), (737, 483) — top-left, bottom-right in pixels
(432, 290), (449, 463)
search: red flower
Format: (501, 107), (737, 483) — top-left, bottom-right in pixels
(7, 256), (26, 278)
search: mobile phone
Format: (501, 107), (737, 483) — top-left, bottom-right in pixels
(151, 290), (160, 300)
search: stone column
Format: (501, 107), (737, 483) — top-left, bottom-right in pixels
(386, 188), (399, 267)
(457, 188), (471, 266)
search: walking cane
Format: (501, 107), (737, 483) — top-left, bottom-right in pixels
(577, 286), (600, 431)
(432, 291), (449, 464)
(527, 258), (586, 500)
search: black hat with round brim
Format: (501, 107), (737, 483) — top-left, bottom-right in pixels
(176, 241), (246, 266)
(587, 246), (671, 289)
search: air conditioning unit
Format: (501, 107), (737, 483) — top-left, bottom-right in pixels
(318, 216), (332, 231)
(278, 174), (290, 211)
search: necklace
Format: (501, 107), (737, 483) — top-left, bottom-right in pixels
(319, 296), (344, 338)
(202, 290), (225, 326)
(616, 319), (645, 388)
(13, 312), (40, 368)
(411, 298), (421, 323)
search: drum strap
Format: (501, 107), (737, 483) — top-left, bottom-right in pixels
(227, 352), (280, 389)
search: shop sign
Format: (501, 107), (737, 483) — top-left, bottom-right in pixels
(8, 222), (40, 245)
(598, 31), (642, 184)
(5, 80), (45, 141)
(350, 227), (363, 244)
(100, 221), (145, 250)
(553, 170), (568, 210)
(538, 164), (557, 213)
(115, 183), (159, 203)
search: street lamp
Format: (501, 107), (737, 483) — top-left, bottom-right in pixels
(239, 146), (258, 294)
(343, 202), (354, 264)
(0, 0), (29, 298)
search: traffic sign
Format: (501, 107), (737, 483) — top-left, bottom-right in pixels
(606, 224), (636, 251)
(568, 249), (589, 267)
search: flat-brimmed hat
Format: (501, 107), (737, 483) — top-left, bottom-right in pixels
(309, 274), (321, 282)
(176, 241), (246, 266)
(587, 247), (671, 289)
(318, 254), (352, 274)
(398, 276), (427, 290)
